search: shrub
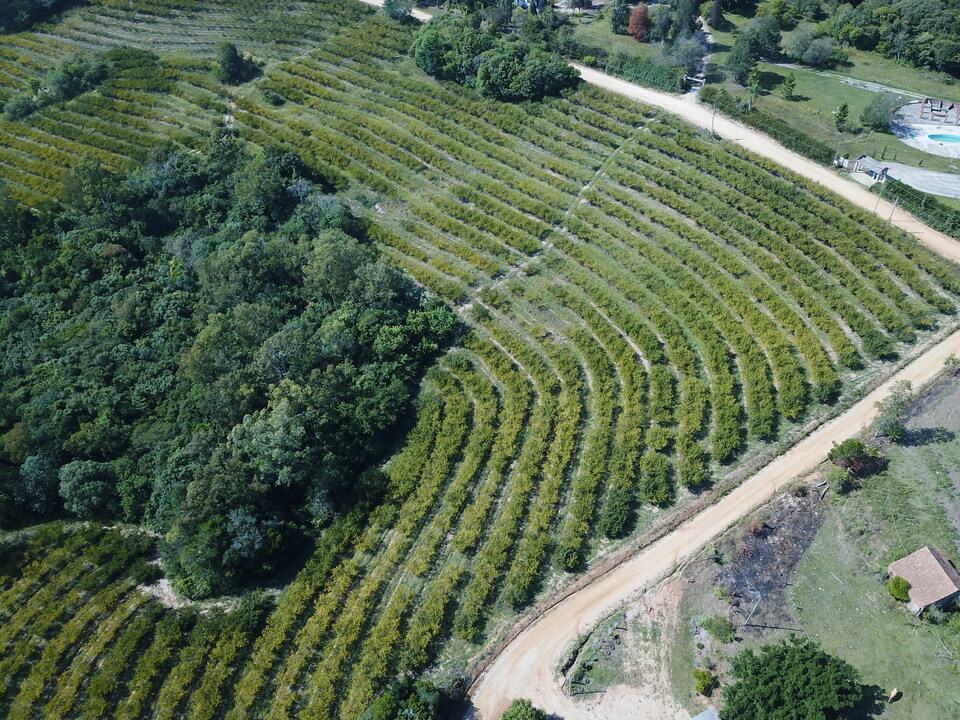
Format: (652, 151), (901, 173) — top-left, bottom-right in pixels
(874, 380), (911, 442)
(604, 52), (685, 92)
(888, 575), (911, 603)
(702, 615), (735, 642)
(824, 466), (852, 495)
(827, 438), (869, 474)
(691, 668), (715, 695)
(260, 87), (285, 106)
(501, 698), (546, 720)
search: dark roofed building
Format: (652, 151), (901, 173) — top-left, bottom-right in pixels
(888, 546), (960, 615)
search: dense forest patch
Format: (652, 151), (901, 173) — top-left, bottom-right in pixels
(0, 133), (457, 597)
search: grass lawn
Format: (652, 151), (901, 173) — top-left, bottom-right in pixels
(704, 13), (960, 174)
(570, 11), (660, 60)
(669, 374), (960, 716)
(790, 515), (960, 719)
(788, 376), (960, 718)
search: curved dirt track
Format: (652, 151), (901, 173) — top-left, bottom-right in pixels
(470, 328), (960, 719)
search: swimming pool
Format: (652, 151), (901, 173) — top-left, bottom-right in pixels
(929, 134), (960, 143)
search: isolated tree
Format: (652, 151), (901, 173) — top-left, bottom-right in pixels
(834, 102), (849, 131)
(722, 636), (863, 720)
(609, 0), (631, 34)
(746, 64), (762, 108)
(215, 41), (253, 84)
(667, 34), (708, 75)
(627, 3), (650, 41)
(801, 36), (835, 67)
(874, 380), (912, 442)
(827, 438), (870, 474)
(778, 71), (796, 100)
(501, 699), (546, 720)
(785, 22), (815, 61)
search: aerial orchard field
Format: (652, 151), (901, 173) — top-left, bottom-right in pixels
(2, 2), (960, 719)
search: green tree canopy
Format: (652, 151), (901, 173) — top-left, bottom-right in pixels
(609, 0), (631, 34)
(721, 636), (863, 720)
(215, 41), (255, 84)
(0, 132), (457, 597)
(411, 13), (577, 101)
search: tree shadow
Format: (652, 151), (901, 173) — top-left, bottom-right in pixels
(848, 683), (888, 720)
(900, 426), (955, 447)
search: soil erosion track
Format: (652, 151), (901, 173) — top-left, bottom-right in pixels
(470, 328), (960, 719)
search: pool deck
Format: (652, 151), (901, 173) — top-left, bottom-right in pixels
(893, 122), (960, 159)
(892, 100), (960, 159)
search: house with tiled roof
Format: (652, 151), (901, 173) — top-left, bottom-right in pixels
(888, 546), (960, 616)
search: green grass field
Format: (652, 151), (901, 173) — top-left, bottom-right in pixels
(671, 373), (960, 717)
(705, 12), (960, 175)
(3, 2), (960, 719)
(570, 11), (660, 61)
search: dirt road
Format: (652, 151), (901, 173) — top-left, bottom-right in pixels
(470, 328), (960, 719)
(325, 7), (960, 713)
(572, 65), (960, 264)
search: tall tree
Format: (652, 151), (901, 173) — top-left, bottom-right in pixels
(215, 41), (254, 84)
(834, 101), (849, 131)
(609, 0), (631, 35)
(709, 0), (723, 28)
(627, 3), (649, 41)
(778, 71), (796, 100)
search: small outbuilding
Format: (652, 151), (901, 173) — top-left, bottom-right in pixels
(888, 546), (960, 616)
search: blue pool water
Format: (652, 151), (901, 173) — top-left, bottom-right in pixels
(929, 134), (960, 143)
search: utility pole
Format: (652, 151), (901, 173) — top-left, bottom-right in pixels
(887, 197), (899, 226)
(711, 100), (716, 135)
